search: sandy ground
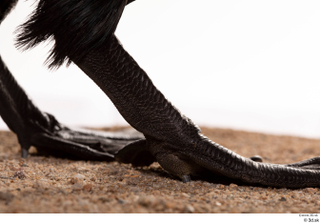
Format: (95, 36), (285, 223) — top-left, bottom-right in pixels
(0, 126), (320, 213)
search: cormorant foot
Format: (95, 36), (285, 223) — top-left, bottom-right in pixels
(0, 55), (143, 160)
(31, 122), (143, 161)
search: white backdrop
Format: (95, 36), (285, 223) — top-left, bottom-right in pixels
(1, 0), (320, 138)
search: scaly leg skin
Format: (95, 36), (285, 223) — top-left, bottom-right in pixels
(16, 0), (320, 188)
(0, 0), (144, 160)
(0, 55), (143, 160)
(74, 35), (320, 188)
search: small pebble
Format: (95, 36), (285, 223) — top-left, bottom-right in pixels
(83, 184), (94, 192)
(279, 197), (287, 202)
(13, 169), (26, 179)
(33, 180), (49, 189)
(181, 192), (190, 198)
(118, 199), (125, 204)
(0, 192), (14, 202)
(74, 174), (85, 180)
(183, 204), (195, 213)
(138, 196), (155, 207)
(229, 183), (238, 188)
(304, 188), (317, 194)
(71, 183), (83, 191)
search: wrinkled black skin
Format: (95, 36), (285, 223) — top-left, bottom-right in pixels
(1, 0), (320, 188)
(0, 0), (143, 160)
(0, 52), (143, 160)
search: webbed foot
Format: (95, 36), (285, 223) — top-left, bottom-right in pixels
(116, 138), (266, 182)
(0, 55), (142, 160)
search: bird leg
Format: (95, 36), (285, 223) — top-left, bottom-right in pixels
(74, 34), (320, 188)
(0, 55), (143, 160)
(10, 0), (320, 188)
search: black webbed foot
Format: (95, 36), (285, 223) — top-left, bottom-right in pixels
(0, 55), (143, 160)
(117, 133), (320, 187)
(30, 123), (144, 161)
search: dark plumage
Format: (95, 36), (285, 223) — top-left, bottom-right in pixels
(0, 0), (18, 22)
(16, 0), (128, 68)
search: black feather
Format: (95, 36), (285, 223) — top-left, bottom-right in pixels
(16, 0), (128, 69)
(0, 0), (18, 23)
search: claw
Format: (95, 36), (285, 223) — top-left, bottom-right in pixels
(182, 175), (191, 183)
(250, 155), (263, 162)
(21, 147), (29, 159)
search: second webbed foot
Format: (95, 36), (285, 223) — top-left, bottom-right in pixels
(0, 55), (143, 160)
